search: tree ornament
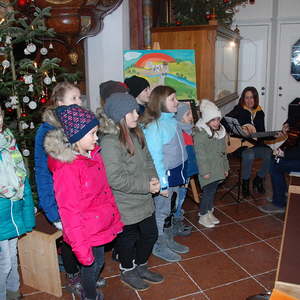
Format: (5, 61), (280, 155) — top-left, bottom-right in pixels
(28, 84), (34, 92)
(22, 149), (30, 157)
(30, 122), (35, 129)
(2, 59), (10, 69)
(21, 112), (28, 117)
(23, 74), (33, 84)
(6, 108), (13, 113)
(51, 75), (56, 82)
(40, 97), (47, 104)
(49, 42), (54, 49)
(23, 96), (30, 103)
(21, 121), (29, 129)
(205, 11), (211, 20)
(43, 76), (52, 85)
(175, 20), (182, 26)
(223, 0), (230, 3)
(5, 36), (12, 45)
(9, 96), (18, 105)
(40, 47), (48, 55)
(27, 43), (37, 53)
(24, 48), (30, 55)
(5, 102), (12, 108)
(28, 101), (37, 109)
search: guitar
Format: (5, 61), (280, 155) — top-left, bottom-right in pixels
(227, 124), (281, 153)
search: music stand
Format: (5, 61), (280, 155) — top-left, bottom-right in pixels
(220, 117), (255, 202)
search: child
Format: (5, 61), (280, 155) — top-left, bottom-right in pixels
(44, 104), (123, 300)
(100, 93), (163, 291)
(34, 82), (106, 293)
(0, 107), (35, 300)
(174, 103), (199, 236)
(194, 100), (229, 228)
(124, 76), (151, 115)
(141, 85), (189, 263)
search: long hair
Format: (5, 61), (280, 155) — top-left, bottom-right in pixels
(141, 85), (176, 126)
(238, 86), (259, 109)
(49, 81), (78, 107)
(119, 118), (145, 155)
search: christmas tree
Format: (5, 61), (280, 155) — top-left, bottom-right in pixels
(0, 1), (80, 201)
(172, 0), (247, 26)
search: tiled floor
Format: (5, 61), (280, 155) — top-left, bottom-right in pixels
(20, 158), (284, 299)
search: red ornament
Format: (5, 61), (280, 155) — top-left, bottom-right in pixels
(7, 108), (13, 113)
(223, 0), (230, 3)
(17, 0), (30, 7)
(205, 13), (211, 20)
(175, 20), (182, 26)
(40, 97), (47, 104)
(21, 112), (28, 117)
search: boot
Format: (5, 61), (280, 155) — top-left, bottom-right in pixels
(152, 234), (181, 262)
(96, 277), (106, 288)
(164, 227), (189, 254)
(66, 272), (82, 295)
(253, 175), (265, 194)
(120, 264), (149, 291)
(198, 213), (215, 228)
(84, 290), (104, 300)
(136, 263), (164, 284)
(172, 217), (192, 236)
(208, 209), (220, 225)
(242, 179), (250, 197)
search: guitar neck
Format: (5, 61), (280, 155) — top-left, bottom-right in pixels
(250, 131), (280, 138)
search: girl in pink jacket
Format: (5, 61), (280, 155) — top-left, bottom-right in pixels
(45, 104), (123, 300)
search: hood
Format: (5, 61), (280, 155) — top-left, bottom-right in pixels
(96, 105), (119, 136)
(44, 128), (76, 163)
(42, 108), (61, 128)
(195, 118), (226, 139)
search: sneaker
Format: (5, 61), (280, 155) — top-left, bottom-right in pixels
(208, 209), (220, 225)
(258, 203), (286, 214)
(198, 213), (215, 228)
(96, 277), (106, 288)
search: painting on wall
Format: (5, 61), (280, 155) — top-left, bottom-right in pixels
(123, 49), (197, 100)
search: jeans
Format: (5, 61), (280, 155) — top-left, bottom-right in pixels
(115, 214), (158, 269)
(80, 246), (104, 300)
(153, 186), (179, 235)
(270, 157), (300, 208)
(0, 238), (19, 300)
(174, 186), (187, 218)
(241, 145), (272, 180)
(199, 181), (220, 215)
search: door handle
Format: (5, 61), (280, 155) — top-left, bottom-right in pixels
(279, 93), (282, 96)
(278, 86), (283, 90)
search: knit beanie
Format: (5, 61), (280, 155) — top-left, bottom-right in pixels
(124, 76), (150, 98)
(200, 99), (222, 123)
(99, 80), (128, 101)
(176, 103), (190, 122)
(104, 93), (139, 123)
(56, 104), (99, 144)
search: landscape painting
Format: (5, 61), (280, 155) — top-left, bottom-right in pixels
(123, 49), (197, 100)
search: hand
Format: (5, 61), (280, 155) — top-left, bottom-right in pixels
(242, 124), (256, 135)
(203, 173), (210, 179)
(160, 189), (169, 198)
(224, 171), (229, 177)
(53, 221), (63, 230)
(149, 178), (160, 194)
(273, 148), (284, 158)
(282, 122), (290, 134)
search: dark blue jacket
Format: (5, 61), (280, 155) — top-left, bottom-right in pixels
(34, 118), (60, 222)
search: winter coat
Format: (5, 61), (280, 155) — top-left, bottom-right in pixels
(44, 129), (123, 266)
(100, 131), (157, 226)
(34, 109), (61, 222)
(194, 119), (229, 188)
(182, 131), (199, 178)
(143, 112), (188, 189)
(0, 178), (35, 241)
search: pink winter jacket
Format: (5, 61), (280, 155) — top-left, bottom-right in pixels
(47, 145), (123, 266)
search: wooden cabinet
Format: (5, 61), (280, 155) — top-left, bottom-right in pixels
(152, 24), (240, 106)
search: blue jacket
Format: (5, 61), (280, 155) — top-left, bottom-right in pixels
(143, 112), (187, 189)
(0, 177), (35, 241)
(34, 110), (60, 222)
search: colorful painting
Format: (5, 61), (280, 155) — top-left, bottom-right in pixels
(123, 50), (197, 100)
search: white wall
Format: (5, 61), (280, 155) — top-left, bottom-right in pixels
(85, 0), (130, 112)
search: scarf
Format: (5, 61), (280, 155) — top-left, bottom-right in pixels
(0, 128), (27, 201)
(177, 122), (193, 135)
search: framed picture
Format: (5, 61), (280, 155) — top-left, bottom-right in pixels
(123, 49), (197, 100)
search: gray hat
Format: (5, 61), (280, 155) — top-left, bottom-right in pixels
(104, 93), (139, 123)
(176, 103), (190, 121)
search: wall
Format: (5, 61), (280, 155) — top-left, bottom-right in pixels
(85, 0), (130, 112)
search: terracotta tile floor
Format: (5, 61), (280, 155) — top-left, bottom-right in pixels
(20, 158), (284, 299)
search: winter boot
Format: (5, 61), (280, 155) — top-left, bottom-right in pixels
(242, 179), (250, 197)
(253, 175), (266, 194)
(208, 209), (220, 225)
(152, 234), (181, 262)
(66, 272), (82, 295)
(164, 227), (189, 254)
(120, 264), (149, 291)
(96, 277), (106, 288)
(136, 263), (164, 284)
(172, 217), (192, 236)
(6, 290), (22, 300)
(198, 213), (215, 228)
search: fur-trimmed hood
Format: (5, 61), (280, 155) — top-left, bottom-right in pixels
(42, 107), (61, 128)
(195, 118), (226, 139)
(95, 105), (119, 136)
(44, 128), (76, 163)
